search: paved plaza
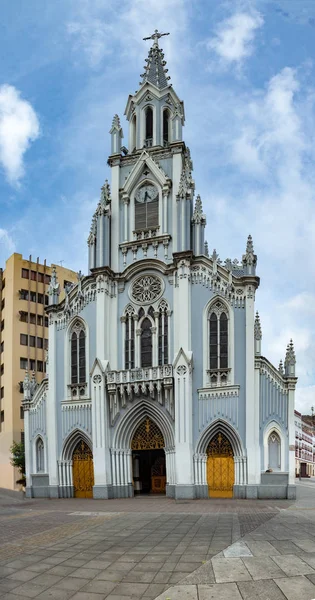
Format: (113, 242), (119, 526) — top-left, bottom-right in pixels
(0, 483), (315, 599)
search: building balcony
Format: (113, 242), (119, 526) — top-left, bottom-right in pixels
(106, 365), (174, 425)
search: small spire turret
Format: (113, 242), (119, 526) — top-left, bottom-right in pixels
(192, 194), (206, 256)
(204, 240), (209, 257)
(242, 234), (257, 275)
(284, 339), (296, 377)
(109, 114), (123, 155)
(279, 359), (284, 375)
(48, 267), (60, 306)
(254, 311), (262, 355)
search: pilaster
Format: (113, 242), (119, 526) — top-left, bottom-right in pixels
(110, 158), (120, 272)
(245, 285), (259, 484)
(47, 315), (59, 497)
(90, 359), (113, 498)
(173, 349), (194, 498)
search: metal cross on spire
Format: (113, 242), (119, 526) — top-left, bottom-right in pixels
(143, 29), (170, 46)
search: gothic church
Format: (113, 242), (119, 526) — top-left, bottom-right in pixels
(23, 31), (297, 500)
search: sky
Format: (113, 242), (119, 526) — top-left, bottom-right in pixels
(0, 0), (315, 413)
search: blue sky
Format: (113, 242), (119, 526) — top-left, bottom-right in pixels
(0, 0), (315, 412)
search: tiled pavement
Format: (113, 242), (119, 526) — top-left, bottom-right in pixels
(0, 483), (314, 599)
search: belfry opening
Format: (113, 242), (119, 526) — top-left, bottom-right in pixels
(131, 417), (166, 495)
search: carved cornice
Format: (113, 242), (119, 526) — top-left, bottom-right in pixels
(198, 385), (240, 400)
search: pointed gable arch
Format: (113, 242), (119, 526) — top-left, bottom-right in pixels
(122, 151), (171, 197)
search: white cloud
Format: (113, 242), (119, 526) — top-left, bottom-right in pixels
(67, 19), (113, 68)
(0, 85), (40, 185)
(207, 9), (264, 69)
(0, 228), (15, 254)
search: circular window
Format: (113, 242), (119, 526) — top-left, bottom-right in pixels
(129, 274), (164, 305)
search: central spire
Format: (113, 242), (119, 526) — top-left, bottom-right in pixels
(140, 29), (171, 89)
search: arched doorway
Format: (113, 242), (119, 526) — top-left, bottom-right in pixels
(207, 432), (234, 498)
(72, 440), (94, 498)
(131, 417), (166, 494)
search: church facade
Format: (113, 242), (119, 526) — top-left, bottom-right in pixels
(23, 32), (297, 500)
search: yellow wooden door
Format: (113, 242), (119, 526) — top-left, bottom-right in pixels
(207, 432), (234, 498)
(72, 441), (94, 498)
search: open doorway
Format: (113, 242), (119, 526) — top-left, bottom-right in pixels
(131, 417), (166, 495)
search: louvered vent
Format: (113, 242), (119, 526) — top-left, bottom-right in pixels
(135, 199), (158, 230)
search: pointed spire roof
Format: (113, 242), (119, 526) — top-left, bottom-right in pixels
(254, 311), (262, 340)
(140, 29), (171, 89)
(192, 194), (206, 225)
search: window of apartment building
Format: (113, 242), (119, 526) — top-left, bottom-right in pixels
(0, 387), (4, 399)
(44, 274), (51, 284)
(19, 381), (24, 393)
(21, 268), (29, 279)
(20, 357), (28, 370)
(44, 362), (47, 373)
(0, 341), (3, 353)
(37, 337), (43, 349)
(37, 360), (44, 372)
(30, 270), (37, 281)
(30, 359), (35, 371)
(30, 291), (36, 302)
(20, 406), (24, 419)
(20, 334), (28, 346)
(19, 311), (28, 323)
(1, 279), (5, 289)
(30, 313), (36, 324)
(29, 336), (36, 347)
(38, 272), (44, 283)
(44, 317), (49, 327)
(1, 320), (4, 331)
(45, 295), (49, 306)
(1, 298), (4, 309)
(20, 289), (28, 300)
(21, 431), (25, 445)
(37, 293), (43, 304)
(0, 410), (4, 430)
(37, 315), (43, 326)
(0, 364), (3, 375)
(44, 338), (48, 350)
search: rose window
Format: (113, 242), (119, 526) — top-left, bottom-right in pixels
(130, 275), (163, 304)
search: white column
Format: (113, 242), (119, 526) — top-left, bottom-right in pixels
(115, 451), (120, 484)
(47, 317), (59, 495)
(202, 455), (207, 485)
(123, 198), (129, 242)
(24, 409), (32, 490)
(181, 200), (186, 250)
(112, 450), (117, 486)
(245, 288), (259, 485)
(136, 327), (141, 368)
(288, 385), (296, 485)
(121, 317), (126, 368)
(163, 192), (168, 233)
(91, 369), (112, 496)
(96, 277), (106, 359)
(110, 160), (120, 272)
(172, 151), (182, 252)
(174, 362), (194, 497)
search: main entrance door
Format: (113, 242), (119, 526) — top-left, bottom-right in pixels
(131, 418), (166, 494)
(72, 440), (94, 498)
(207, 432), (234, 498)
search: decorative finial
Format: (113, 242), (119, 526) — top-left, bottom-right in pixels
(23, 370), (31, 402)
(204, 240), (209, 257)
(284, 339), (296, 377)
(242, 234), (257, 273)
(279, 359), (284, 375)
(143, 29), (170, 46)
(111, 114), (121, 130)
(48, 267), (60, 306)
(192, 194), (206, 225)
(212, 249), (219, 261)
(254, 311), (262, 340)
(100, 180), (111, 206)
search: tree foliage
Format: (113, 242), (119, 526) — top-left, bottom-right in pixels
(10, 441), (26, 486)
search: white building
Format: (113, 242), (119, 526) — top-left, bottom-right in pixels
(23, 31), (297, 500)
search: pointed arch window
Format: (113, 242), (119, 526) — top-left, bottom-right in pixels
(124, 310), (135, 369)
(268, 432), (281, 470)
(145, 106), (153, 147)
(141, 317), (152, 367)
(36, 437), (44, 473)
(158, 303), (169, 365)
(163, 109), (170, 146)
(71, 324), (86, 384)
(208, 303), (229, 387)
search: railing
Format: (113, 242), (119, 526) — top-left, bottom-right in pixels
(206, 368), (231, 388)
(67, 383), (88, 400)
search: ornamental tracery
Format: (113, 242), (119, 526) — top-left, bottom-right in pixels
(130, 275), (163, 304)
(131, 418), (165, 450)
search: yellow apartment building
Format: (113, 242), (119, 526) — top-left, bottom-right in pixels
(0, 253), (77, 491)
